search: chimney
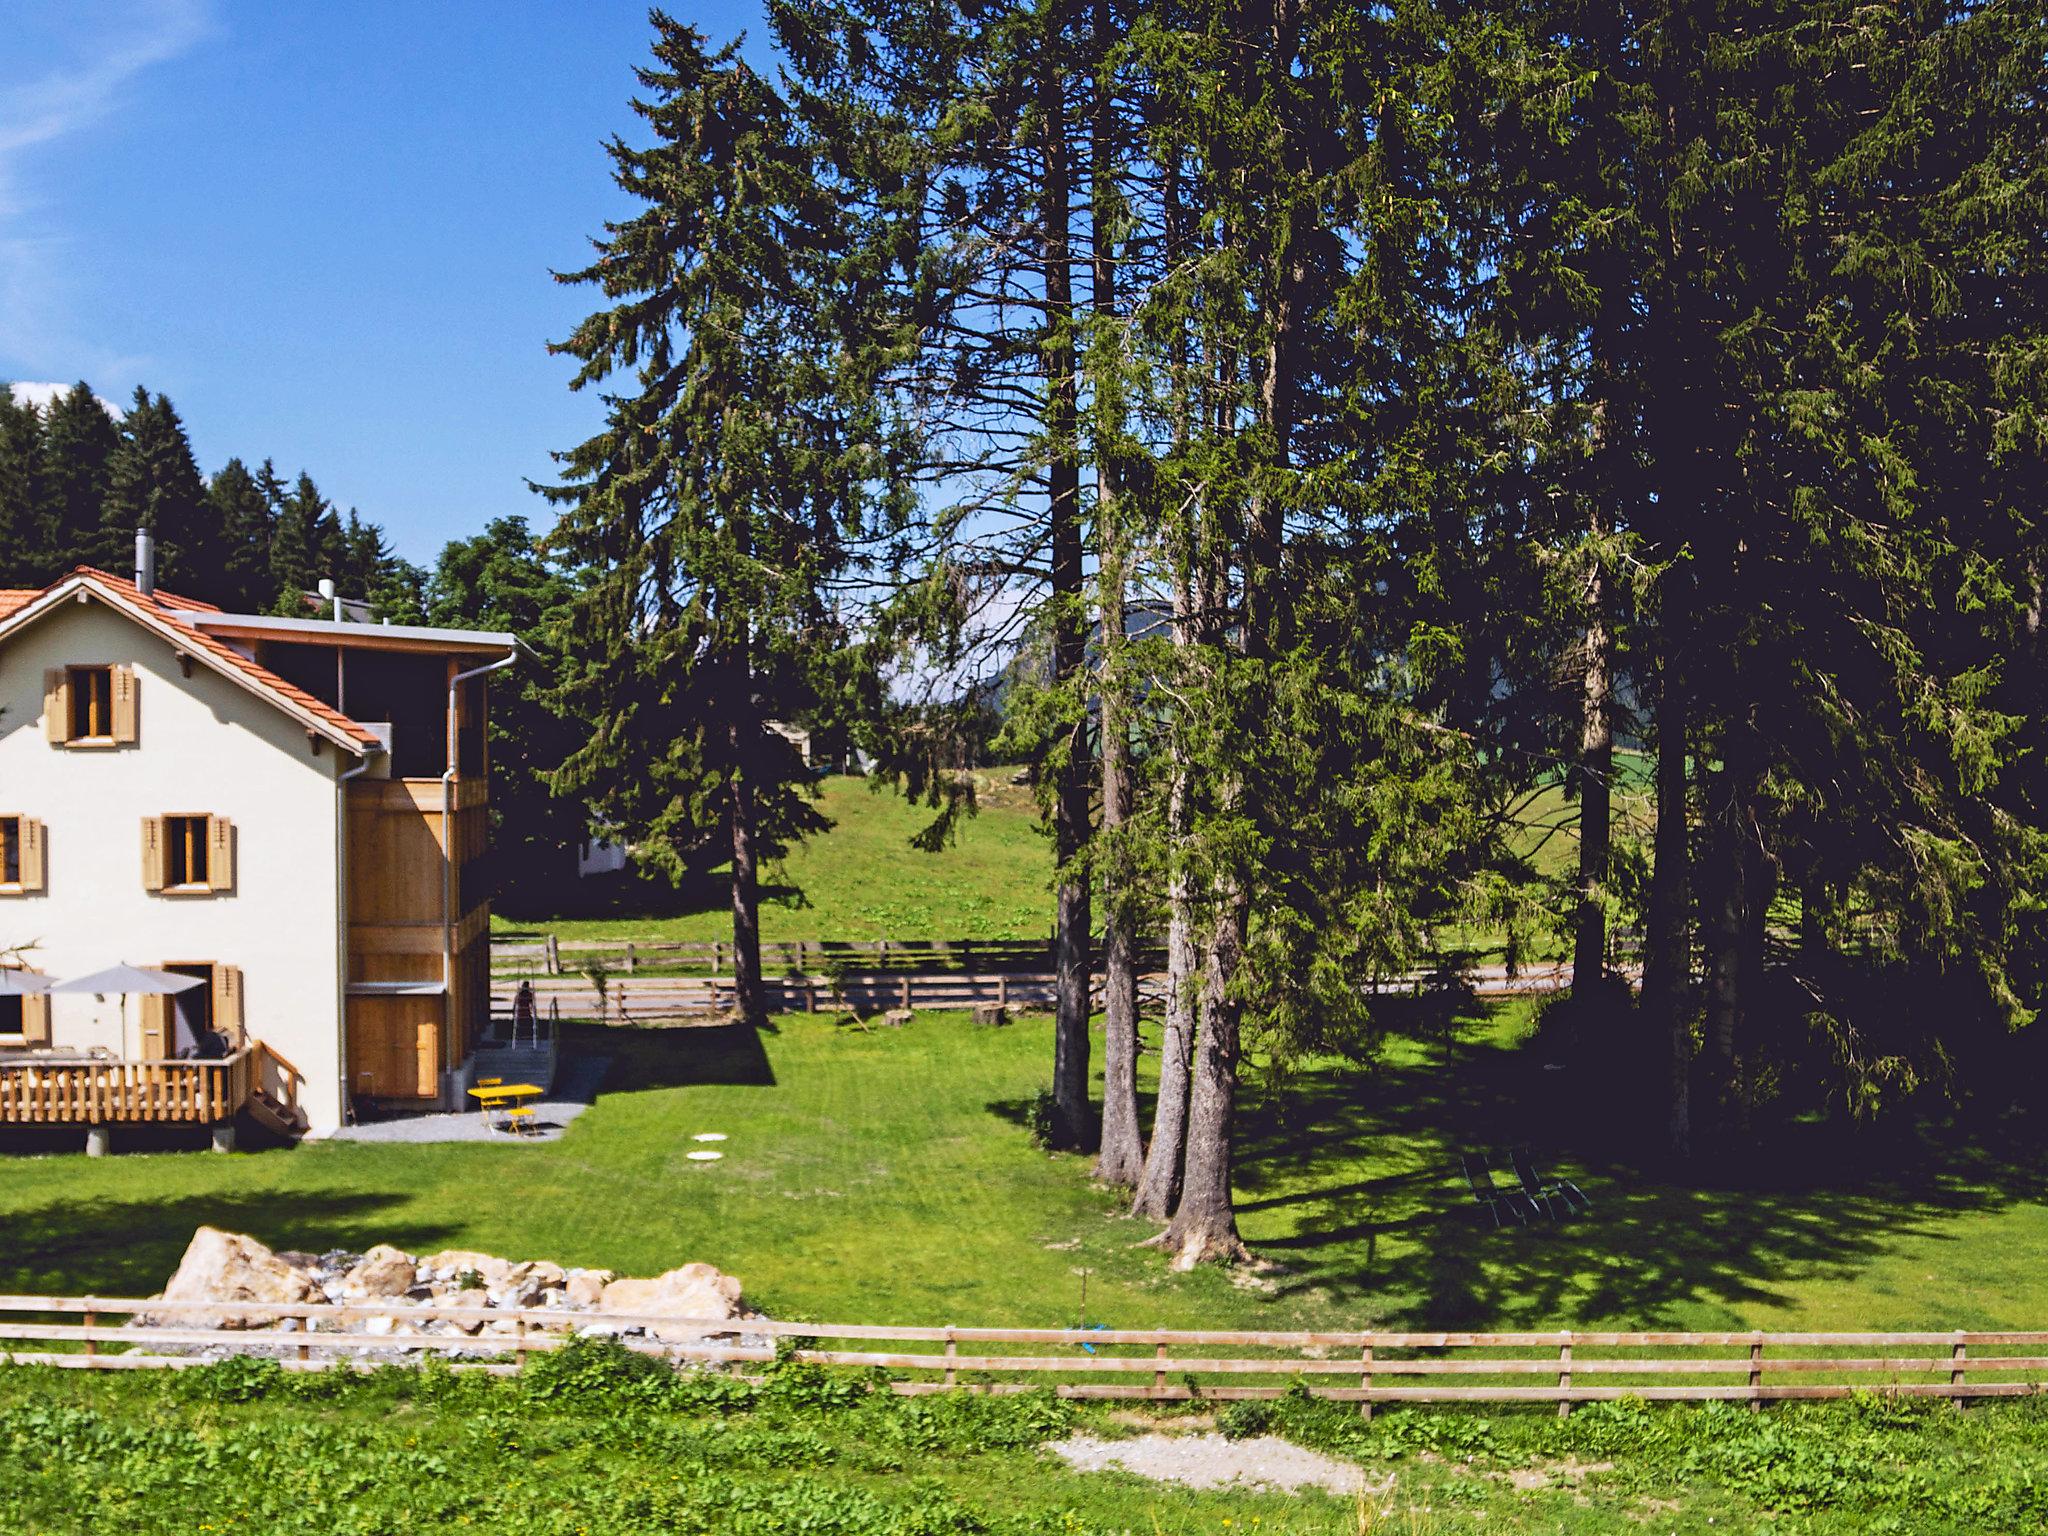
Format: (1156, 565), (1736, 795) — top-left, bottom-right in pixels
(134, 526), (156, 598)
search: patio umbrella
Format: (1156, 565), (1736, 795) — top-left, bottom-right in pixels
(0, 970), (53, 994)
(51, 964), (206, 998)
(51, 964), (207, 1059)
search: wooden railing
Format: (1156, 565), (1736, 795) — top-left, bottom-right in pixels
(494, 934), (1128, 979)
(0, 1048), (253, 1126)
(250, 1041), (303, 1114)
(0, 1297), (2043, 1409)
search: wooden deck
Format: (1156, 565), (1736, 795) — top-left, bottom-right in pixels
(0, 1042), (302, 1129)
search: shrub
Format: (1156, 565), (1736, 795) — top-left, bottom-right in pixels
(1219, 1398), (1277, 1440)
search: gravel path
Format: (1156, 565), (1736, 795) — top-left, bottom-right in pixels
(328, 1056), (611, 1144)
(1046, 1432), (1370, 1495)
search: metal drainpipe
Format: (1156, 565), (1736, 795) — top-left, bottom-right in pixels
(443, 651), (520, 1078)
(335, 746), (380, 1127)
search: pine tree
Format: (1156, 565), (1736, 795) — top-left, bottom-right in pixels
(0, 388), (46, 585)
(102, 388), (211, 589)
(547, 14), (901, 1027)
(268, 472), (327, 609)
(206, 458), (276, 611)
(38, 382), (117, 581)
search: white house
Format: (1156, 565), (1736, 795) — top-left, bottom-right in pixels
(0, 543), (517, 1147)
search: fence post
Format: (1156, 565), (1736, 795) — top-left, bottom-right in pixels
(1154, 1340), (1168, 1400)
(901, 976), (912, 1012)
(998, 974), (1009, 1008)
(516, 1316), (529, 1371)
(1748, 1333), (1764, 1411)
(1952, 1331), (1968, 1410)
(1557, 1332), (1573, 1419)
(807, 977), (818, 1013)
(625, 942), (636, 975)
(83, 1303), (96, 1360)
(544, 933), (560, 975)
(1360, 1337), (1373, 1420)
(944, 1326), (958, 1390)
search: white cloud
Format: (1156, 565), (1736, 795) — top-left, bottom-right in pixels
(0, 1), (211, 381)
(4, 380), (119, 415)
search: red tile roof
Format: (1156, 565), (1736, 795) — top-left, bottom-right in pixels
(0, 590), (35, 622)
(7, 568), (382, 750)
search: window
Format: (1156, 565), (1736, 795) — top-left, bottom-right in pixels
(166, 816), (209, 890)
(0, 971), (49, 1047)
(45, 665), (137, 746)
(0, 817), (45, 894)
(142, 815), (233, 895)
(69, 665), (112, 739)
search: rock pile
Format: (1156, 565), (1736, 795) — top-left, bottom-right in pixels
(136, 1226), (762, 1357)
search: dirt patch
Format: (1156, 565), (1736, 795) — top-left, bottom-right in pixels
(1046, 1432), (1376, 1495)
(1498, 1458), (1615, 1492)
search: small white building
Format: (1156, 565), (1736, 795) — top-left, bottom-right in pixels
(0, 551), (517, 1146)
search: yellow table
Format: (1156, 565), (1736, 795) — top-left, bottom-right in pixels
(467, 1082), (542, 1133)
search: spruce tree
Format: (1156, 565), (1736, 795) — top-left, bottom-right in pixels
(0, 388), (46, 585)
(102, 388), (211, 589)
(548, 14), (901, 1027)
(38, 382), (117, 581)
(206, 458), (276, 611)
(268, 472), (327, 609)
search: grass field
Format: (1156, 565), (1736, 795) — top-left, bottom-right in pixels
(496, 771), (1054, 944)
(5, 1000), (2046, 1338)
(10, 1341), (2048, 1533)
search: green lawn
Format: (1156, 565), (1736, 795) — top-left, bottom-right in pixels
(495, 770), (1054, 944)
(10, 1344), (2048, 1532)
(5, 1000), (2047, 1339)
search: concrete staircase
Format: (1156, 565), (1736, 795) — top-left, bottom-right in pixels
(470, 1036), (559, 1095)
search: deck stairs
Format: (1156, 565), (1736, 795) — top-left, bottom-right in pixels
(244, 1088), (308, 1138)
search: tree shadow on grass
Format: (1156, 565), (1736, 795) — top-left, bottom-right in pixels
(569, 1020), (778, 1094)
(1223, 1013), (2048, 1333)
(0, 1190), (460, 1300)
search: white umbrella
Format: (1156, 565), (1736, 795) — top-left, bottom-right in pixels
(51, 964), (207, 1060)
(0, 970), (53, 995)
(51, 964), (207, 997)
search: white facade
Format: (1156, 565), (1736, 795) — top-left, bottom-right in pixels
(0, 600), (352, 1132)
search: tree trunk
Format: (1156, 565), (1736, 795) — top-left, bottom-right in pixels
(1155, 896), (1250, 1268)
(1129, 142), (1194, 1219)
(1089, 0), (1141, 1185)
(1642, 660), (1692, 1157)
(1573, 510), (1614, 998)
(728, 699), (767, 1028)
(1041, 11), (1093, 1150)
(1701, 764), (1749, 1139)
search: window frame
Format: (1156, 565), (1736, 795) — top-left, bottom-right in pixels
(0, 816), (18, 890)
(67, 664), (114, 744)
(163, 814), (212, 893)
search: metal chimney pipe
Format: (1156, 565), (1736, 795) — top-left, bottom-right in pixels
(134, 527), (155, 597)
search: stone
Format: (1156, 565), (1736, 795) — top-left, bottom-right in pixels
(419, 1250), (512, 1289)
(884, 1007), (914, 1028)
(564, 1270), (614, 1307)
(340, 1245), (419, 1299)
(274, 1251), (322, 1272)
(597, 1264), (747, 1343)
(147, 1226), (316, 1330)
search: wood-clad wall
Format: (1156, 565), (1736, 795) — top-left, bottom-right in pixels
(345, 777), (492, 1098)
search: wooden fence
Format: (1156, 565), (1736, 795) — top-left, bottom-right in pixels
(493, 934), (1161, 979)
(490, 959), (1599, 1024)
(0, 1048), (254, 1126)
(1, 1296), (2041, 1412)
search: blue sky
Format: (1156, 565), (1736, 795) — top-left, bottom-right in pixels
(2, 0), (774, 562)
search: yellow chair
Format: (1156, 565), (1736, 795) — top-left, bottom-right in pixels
(503, 1105), (538, 1138)
(473, 1077), (505, 1128)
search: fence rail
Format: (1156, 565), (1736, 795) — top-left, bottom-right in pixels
(493, 934), (1153, 979)
(490, 961), (1598, 1024)
(0, 1295), (2038, 1410)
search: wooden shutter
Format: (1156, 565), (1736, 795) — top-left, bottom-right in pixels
(20, 993), (49, 1047)
(213, 965), (244, 1045)
(19, 819), (44, 893)
(43, 670), (68, 744)
(139, 992), (169, 1059)
(206, 817), (236, 893)
(111, 665), (138, 743)
(141, 817), (166, 892)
